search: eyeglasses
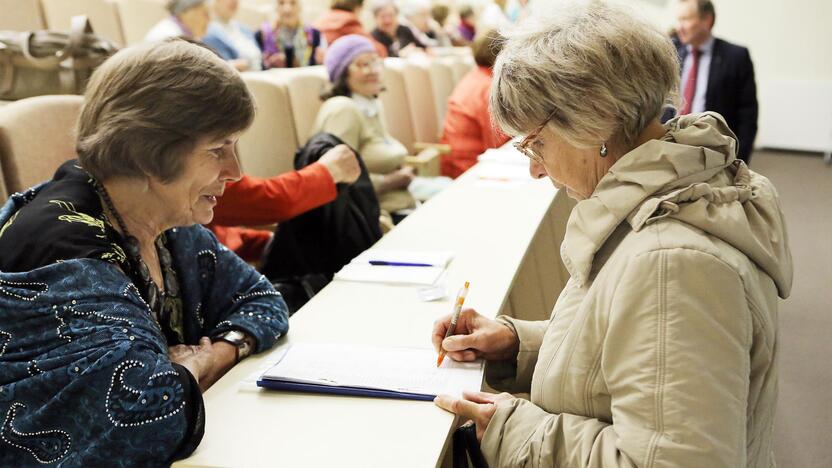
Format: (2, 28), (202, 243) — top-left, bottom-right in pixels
(350, 58), (383, 72)
(513, 109), (558, 164)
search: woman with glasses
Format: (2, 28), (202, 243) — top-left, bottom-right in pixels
(310, 35), (415, 226)
(431, 2), (792, 466)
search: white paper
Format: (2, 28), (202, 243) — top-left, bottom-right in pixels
(476, 145), (528, 166)
(475, 163), (533, 182)
(261, 343), (484, 397)
(352, 249), (454, 268)
(334, 264), (445, 285)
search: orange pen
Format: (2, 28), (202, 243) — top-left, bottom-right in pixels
(436, 281), (470, 367)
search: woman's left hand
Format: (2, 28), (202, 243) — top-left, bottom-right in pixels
(434, 391), (516, 442)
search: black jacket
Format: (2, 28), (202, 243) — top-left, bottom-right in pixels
(677, 38), (759, 163)
(260, 133), (382, 281)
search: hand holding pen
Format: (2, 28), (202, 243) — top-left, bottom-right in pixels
(436, 281), (470, 367)
(432, 295), (521, 365)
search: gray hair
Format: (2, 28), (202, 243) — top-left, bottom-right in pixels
(166, 0), (205, 16)
(491, 1), (680, 149)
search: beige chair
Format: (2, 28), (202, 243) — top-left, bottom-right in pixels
(41, 0), (126, 46)
(0, 156), (7, 198)
(448, 55), (476, 84)
(115, 0), (167, 45)
(274, 66), (329, 144)
(237, 72), (299, 178)
(428, 59), (456, 127)
(379, 58), (417, 154)
(0, 95), (83, 194)
(0, 0), (46, 31)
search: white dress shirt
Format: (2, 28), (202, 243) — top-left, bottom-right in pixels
(680, 36), (715, 114)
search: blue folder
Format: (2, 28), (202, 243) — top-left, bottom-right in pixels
(256, 378), (436, 401)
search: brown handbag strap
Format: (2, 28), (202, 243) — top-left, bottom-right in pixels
(67, 15), (94, 56)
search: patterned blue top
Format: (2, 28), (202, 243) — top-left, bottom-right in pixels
(0, 184), (289, 466)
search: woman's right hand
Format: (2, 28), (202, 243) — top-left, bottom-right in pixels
(432, 308), (520, 362)
(168, 337), (216, 384)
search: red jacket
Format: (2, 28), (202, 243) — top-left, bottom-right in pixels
(208, 162), (337, 261)
(440, 66), (510, 178)
(313, 9), (388, 57)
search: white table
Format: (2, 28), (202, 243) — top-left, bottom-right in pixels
(174, 155), (573, 468)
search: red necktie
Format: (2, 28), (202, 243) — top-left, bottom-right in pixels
(681, 48), (700, 115)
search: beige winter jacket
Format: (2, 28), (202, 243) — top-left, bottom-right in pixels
(482, 113), (793, 468)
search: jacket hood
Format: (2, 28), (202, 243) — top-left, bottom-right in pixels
(561, 112), (793, 298)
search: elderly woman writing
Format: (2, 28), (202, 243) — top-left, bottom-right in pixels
(432, 2), (792, 467)
(0, 41), (288, 466)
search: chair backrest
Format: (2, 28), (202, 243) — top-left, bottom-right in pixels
(447, 55), (475, 84)
(277, 66), (329, 144)
(0, 155), (7, 198)
(427, 59), (455, 133)
(0, 0), (45, 31)
(238, 72), (299, 178)
(379, 58), (416, 154)
(41, 0), (126, 46)
(400, 59), (441, 144)
(115, 0), (167, 45)
(0, 95), (83, 194)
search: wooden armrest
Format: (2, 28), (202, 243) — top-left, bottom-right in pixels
(404, 147), (441, 177)
(413, 142), (451, 155)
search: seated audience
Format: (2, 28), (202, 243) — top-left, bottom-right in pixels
(0, 40), (289, 466)
(311, 35), (415, 223)
(255, 0), (326, 69)
(203, 0), (263, 71)
(440, 29), (510, 178)
(456, 5), (476, 43)
(431, 3), (466, 46)
(146, 0), (210, 42)
(401, 0), (445, 48)
(208, 144), (361, 261)
(432, 2), (791, 466)
(314, 0), (388, 57)
(370, 0), (426, 57)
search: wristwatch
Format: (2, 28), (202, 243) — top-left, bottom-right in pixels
(211, 330), (253, 362)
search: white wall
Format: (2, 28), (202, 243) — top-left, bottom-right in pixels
(527, 0), (832, 152)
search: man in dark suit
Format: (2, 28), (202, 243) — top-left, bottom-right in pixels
(675, 0), (758, 163)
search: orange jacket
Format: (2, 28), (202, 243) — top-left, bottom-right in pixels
(208, 162), (337, 261)
(313, 9), (388, 57)
(440, 66), (510, 178)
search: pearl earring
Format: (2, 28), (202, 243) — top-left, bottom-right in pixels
(600, 142), (608, 158)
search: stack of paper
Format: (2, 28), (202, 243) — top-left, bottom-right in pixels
(334, 250), (453, 286)
(257, 343), (484, 400)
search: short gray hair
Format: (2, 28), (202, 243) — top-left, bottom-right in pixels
(491, 1), (680, 149)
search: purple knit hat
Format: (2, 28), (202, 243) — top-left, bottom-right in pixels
(324, 34), (377, 83)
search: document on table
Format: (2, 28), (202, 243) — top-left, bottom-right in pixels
(477, 145), (528, 166)
(475, 163), (534, 182)
(333, 250), (453, 285)
(257, 343), (484, 401)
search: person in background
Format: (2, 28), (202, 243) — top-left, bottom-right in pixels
(400, 0), (444, 48)
(208, 145), (360, 261)
(477, 0), (510, 31)
(145, 0), (210, 42)
(675, 0), (758, 163)
(431, 2), (791, 466)
(311, 35), (415, 226)
(203, 0), (263, 71)
(370, 0), (426, 57)
(255, 0), (326, 69)
(506, 0), (531, 23)
(314, 0), (388, 57)
(0, 40), (289, 466)
(440, 29), (510, 178)
(456, 5), (476, 43)
(431, 3), (466, 47)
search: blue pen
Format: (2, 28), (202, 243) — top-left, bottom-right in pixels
(368, 261), (434, 267)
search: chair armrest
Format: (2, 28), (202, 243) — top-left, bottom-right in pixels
(405, 147), (441, 177)
(413, 142), (451, 155)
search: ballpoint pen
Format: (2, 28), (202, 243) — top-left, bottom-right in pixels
(436, 281), (470, 367)
(368, 261), (433, 267)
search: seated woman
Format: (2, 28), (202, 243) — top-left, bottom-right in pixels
(255, 0), (326, 69)
(311, 34), (415, 224)
(203, 0), (264, 71)
(370, 0), (426, 58)
(0, 40), (289, 466)
(146, 0), (210, 42)
(432, 2), (792, 466)
(440, 29), (510, 178)
(400, 0), (443, 48)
